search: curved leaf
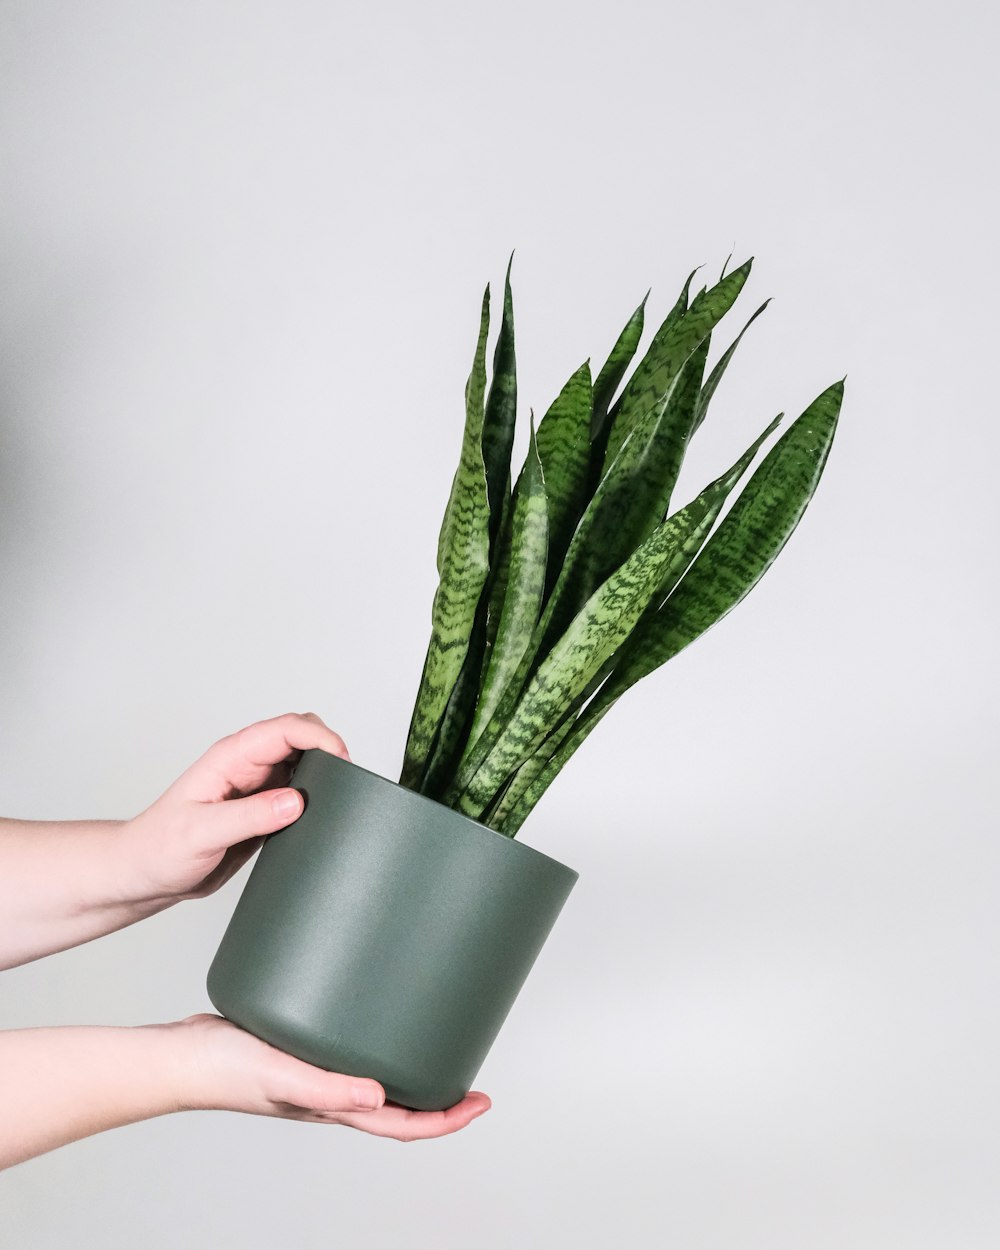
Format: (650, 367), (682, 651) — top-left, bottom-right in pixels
(590, 293), (647, 445)
(583, 380), (844, 729)
(418, 597), (490, 799)
(483, 493), (514, 657)
(443, 366), (776, 807)
(452, 418), (774, 820)
(400, 287), (492, 789)
(496, 702), (611, 836)
(482, 254), (517, 554)
(692, 299), (770, 436)
(491, 409), (793, 832)
(468, 419), (548, 746)
(535, 361), (592, 586)
(601, 260), (751, 474)
(529, 331), (711, 665)
(486, 712), (575, 831)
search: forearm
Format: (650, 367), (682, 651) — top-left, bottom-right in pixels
(0, 819), (170, 969)
(0, 1023), (187, 1170)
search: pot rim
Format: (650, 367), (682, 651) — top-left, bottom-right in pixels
(293, 749), (579, 881)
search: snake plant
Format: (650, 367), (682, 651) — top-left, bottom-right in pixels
(401, 255), (843, 836)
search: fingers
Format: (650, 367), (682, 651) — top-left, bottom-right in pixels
(172, 712), (350, 804)
(266, 1048), (387, 1115)
(173, 1015), (387, 1115)
(231, 712), (350, 771)
(260, 1050), (493, 1141)
(334, 1092), (493, 1141)
(175, 1015), (492, 1140)
(187, 786), (305, 854)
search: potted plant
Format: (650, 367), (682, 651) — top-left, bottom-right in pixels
(207, 254), (843, 1110)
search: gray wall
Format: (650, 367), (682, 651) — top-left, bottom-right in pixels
(2, 2), (996, 1247)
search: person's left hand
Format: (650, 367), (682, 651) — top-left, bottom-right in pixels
(124, 712), (347, 908)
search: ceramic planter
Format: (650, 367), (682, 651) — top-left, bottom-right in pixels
(206, 748), (579, 1111)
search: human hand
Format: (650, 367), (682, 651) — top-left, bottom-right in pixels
(0, 712), (348, 968)
(124, 712), (347, 909)
(0, 1013), (491, 1168)
(171, 1013), (492, 1141)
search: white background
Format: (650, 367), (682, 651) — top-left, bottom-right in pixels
(1, 2), (997, 1247)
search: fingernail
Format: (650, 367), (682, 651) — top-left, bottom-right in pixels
(272, 791), (301, 819)
(353, 1083), (384, 1111)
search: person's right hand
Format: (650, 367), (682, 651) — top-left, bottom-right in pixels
(170, 1013), (492, 1141)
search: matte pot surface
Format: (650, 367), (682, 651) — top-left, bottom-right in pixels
(207, 749), (579, 1110)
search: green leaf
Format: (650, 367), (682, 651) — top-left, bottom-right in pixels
(468, 418), (549, 747)
(588, 380), (844, 722)
(400, 287), (492, 789)
(535, 361), (593, 588)
(590, 294), (647, 445)
(585, 336), (711, 593)
(486, 713), (576, 831)
(692, 299), (770, 436)
(483, 493), (514, 657)
(452, 420), (772, 820)
(486, 409), (788, 830)
(530, 332), (711, 666)
(525, 263), (752, 655)
(443, 329), (771, 810)
(601, 260), (751, 474)
(593, 272), (695, 482)
(495, 702), (612, 836)
(482, 254), (517, 555)
(418, 599), (490, 799)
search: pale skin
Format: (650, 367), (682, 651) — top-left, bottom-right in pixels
(0, 712), (492, 1169)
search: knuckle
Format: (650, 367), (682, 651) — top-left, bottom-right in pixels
(233, 723), (257, 754)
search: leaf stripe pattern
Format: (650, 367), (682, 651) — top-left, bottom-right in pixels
(400, 287), (492, 788)
(497, 382), (843, 830)
(535, 361), (593, 589)
(606, 380), (843, 698)
(601, 261), (751, 475)
(468, 418), (548, 748)
(481, 254), (517, 554)
(527, 327), (711, 666)
(691, 299), (770, 436)
(590, 294), (647, 445)
(452, 414), (777, 820)
(400, 256), (844, 839)
(453, 502), (711, 818)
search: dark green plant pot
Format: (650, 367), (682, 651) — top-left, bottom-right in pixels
(206, 749), (579, 1111)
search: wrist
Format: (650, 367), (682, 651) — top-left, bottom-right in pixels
(0, 817), (170, 970)
(111, 814), (189, 914)
(161, 1014), (248, 1113)
(0, 1023), (192, 1169)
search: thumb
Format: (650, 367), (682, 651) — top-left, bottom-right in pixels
(193, 787), (304, 853)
